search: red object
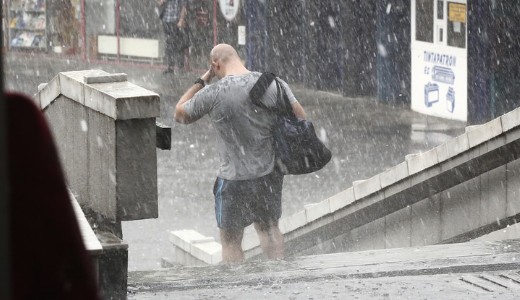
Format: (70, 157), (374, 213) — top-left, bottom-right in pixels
(7, 93), (101, 300)
(81, 0), (86, 61)
(213, 0), (218, 46)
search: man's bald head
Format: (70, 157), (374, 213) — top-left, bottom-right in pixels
(210, 43), (239, 64)
(209, 43), (248, 78)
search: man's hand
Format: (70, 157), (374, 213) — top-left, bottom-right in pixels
(201, 66), (215, 83)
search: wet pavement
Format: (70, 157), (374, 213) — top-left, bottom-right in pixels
(126, 239), (520, 299)
(4, 53), (468, 271)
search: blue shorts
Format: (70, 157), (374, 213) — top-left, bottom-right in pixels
(213, 170), (284, 229)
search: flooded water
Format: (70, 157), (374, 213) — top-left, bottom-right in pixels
(122, 84), (466, 271)
(3, 53), (466, 271)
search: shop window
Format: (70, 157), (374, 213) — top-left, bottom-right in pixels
(447, 2), (466, 48)
(437, 0), (444, 19)
(416, 0), (434, 42)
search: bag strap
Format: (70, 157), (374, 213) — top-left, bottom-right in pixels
(249, 72), (294, 116)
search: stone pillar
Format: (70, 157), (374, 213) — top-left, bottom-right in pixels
(39, 70), (160, 228)
(37, 70), (160, 298)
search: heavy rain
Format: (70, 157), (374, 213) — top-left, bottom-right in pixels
(2, 0), (520, 299)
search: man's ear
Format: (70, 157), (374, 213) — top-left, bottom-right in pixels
(212, 60), (220, 70)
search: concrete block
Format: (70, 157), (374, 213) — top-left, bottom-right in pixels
(190, 241), (222, 265)
(467, 118), (503, 148)
(333, 192), (384, 223)
(169, 230), (209, 253)
(39, 75), (60, 110)
(87, 110), (117, 221)
(116, 118), (158, 221)
(384, 206), (411, 249)
(102, 93), (118, 120)
(406, 148), (438, 175)
(97, 86), (118, 119)
(480, 166), (507, 227)
(328, 231), (353, 253)
(173, 246), (189, 265)
(280, 210), (306, 234)
(97, 232), (128, 300)
(505, 127), (520, 144)
(305, 200), (331, 223)
(38, 83), (47, 92)
(482, 135), (506, 154)
(85, 73), (127, 84)
(92, 81), (160, 120)
(380, 161), (409, 188)
(116, 95), (161, 120)
(465, 125), (480, 133)
(59, 72), (86, 106)
(160, 256), (177, 268)
(501, 106), (520, 132)
(328, 187), (355, 212)
(61, 70), (108, 87)
(440, 178), (481, 241)
(411, 195), (441, 246)
(349, 217), (385, 252)
(173, 246), (206, 266)
(353, 175), (381, 200)
(409, 165), (441, 187)
(506, 160), (520, 217)
(70, 192), (103, 254)
(69, 104), (89, 206)
(436, 133), (469, 163)
(383, 177), (412, 200)
(439, 147), (480, 173)
(85, 86), (117, 119)
(45, 97), (89, 209)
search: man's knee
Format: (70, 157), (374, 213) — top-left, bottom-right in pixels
(220, 228), (244, 245)
(254, 220), (279, 233)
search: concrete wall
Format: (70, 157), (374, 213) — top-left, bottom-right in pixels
(242, 104), (520, 260)
(308, 161), (519, 256)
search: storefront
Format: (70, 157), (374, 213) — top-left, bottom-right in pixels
(3, 0), (245, 67)
(4, 0), (81, 53)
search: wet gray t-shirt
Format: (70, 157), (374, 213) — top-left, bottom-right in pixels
(184, 72), (297, 180)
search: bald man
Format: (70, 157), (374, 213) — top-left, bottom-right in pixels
(174, 44), (306, 263)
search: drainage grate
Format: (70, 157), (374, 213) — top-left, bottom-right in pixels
(458, 272), (520, 293)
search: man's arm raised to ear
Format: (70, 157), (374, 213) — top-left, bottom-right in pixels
(174, 68), (214, 124)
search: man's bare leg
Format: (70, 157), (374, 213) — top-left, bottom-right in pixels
(254, 221), (284, 259)
(220, 228), (245, 263)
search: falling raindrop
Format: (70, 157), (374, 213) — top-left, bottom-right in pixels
(80, 120), (88, 132)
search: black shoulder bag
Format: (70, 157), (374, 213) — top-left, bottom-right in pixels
(250, 72), (332, 175)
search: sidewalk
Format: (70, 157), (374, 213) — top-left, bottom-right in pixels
(4, 52), (468, 271)
(127, 239), (520, 299)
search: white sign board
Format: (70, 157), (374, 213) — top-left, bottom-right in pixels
(219, 0), (240, 22)
(238, 25), (246, 45)
(411, 45), (467, 121)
